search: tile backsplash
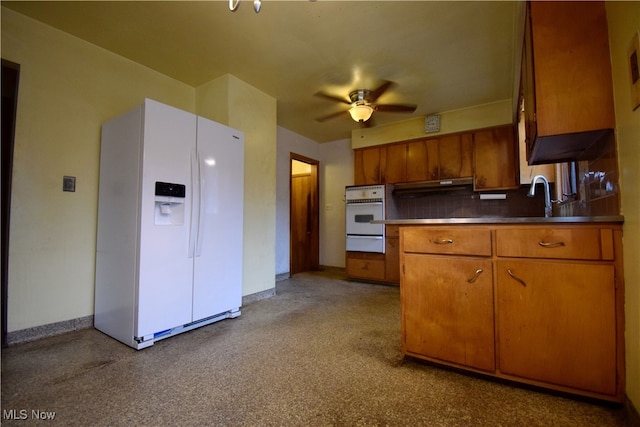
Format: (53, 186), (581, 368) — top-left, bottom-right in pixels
(387, 185), (549, 219)
(555, 131), (620, 217)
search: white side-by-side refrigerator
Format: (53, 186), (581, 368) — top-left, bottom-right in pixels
(95, 99), (244, 349)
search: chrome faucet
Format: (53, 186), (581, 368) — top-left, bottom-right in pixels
(528, 175), (552, 217)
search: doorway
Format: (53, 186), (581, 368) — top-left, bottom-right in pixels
(290, 154), (319, 275)
(2, 59), (20, 348)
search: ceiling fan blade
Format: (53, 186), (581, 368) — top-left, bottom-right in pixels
(374, 103), (417, 113)
(314, 91), (351, 105)
(315, 109), (348, 122)
(367, 80), (394, 103)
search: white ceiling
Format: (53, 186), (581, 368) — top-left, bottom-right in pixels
(3, 1), (524, 142)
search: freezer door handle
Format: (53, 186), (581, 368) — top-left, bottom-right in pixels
(194, 149), (206, 257)
(188, 148), (199, 258)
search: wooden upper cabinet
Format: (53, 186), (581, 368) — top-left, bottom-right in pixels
(354, 127), (513, 187)
(474, 125), (519, 191)
(524, 1), (615, 164)
(380, 133), (474, 184)
(381, 143), (407, 184)
(354, 146), (381, 185)
(406, 139), (438, 182)
(439, 133), (473, 179)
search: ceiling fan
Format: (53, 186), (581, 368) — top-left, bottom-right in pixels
(314, 80), (417, 124)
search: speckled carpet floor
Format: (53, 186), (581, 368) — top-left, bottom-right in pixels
(1, 270), (633, 426)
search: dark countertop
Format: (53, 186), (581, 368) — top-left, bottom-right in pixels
(373, 216), (624, 225)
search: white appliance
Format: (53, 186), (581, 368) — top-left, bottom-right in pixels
(345, 185), (385, 253)
(94, 99), (244, 350)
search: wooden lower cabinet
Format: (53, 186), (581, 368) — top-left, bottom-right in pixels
(346, 225), (401, 285)
(403, 254), (495, 372)
(400, 223), (624, 402)
(345, 252), (385, 281)
(496, 259), (617, 395)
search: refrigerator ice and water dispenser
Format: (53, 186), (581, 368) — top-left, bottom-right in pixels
(154, 181), (186, 225)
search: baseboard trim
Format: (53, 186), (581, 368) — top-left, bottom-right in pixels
(6, 287), (279, 346)
(242, 287), (276, 305)
(275, 272), (290, 282)
(7, 315), (94, 345)
(319, 265), (345, 274)
(626, 395), (640, 427)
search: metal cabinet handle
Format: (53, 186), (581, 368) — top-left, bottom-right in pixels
(507, 269), (527, 287)
(431, 238), (454, 245)
(538, 240), (565, 248)
(467, 268), (484, 283)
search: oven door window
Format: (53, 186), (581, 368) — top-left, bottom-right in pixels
(346, 203), (384, 236)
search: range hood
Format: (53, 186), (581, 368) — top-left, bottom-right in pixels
(392, 177), (473, 195)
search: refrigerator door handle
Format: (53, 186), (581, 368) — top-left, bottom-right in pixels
(195, 148), (206, 258)
(188, 148), (199, 258)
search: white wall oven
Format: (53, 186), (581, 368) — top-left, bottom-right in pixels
(345, 185), (385, 253)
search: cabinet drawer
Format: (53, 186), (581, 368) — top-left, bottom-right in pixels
(346, 253), (385, 281)
(402, 228), (492, 256)
(496, 227), (612, 260)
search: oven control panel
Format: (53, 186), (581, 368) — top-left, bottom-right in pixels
(345, 185), (385, 203)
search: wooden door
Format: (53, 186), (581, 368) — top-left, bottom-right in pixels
(496, 259), (617, 395)
(290, 156), (319, 274)
(402, 254), (495, 372)
(1, 60), (19, 348)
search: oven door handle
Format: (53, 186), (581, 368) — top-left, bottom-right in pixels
(346, 235), (383, 239)
(346, 202), (383, 206)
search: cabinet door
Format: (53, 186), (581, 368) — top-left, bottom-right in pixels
(474, 126), (518, 191)
(529, 1), (615, 136)
(382, 143), (407, 184)
(407, 140), (438, 182)
(439, 133), (473, 179)
(402, 254), (495, 372)
(354, 146), (381, 185)
(496, 259), (617, 395)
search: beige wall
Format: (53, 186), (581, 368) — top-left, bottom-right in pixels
(351, 99), (513, 149)
(318, 138), (353, 268)
(606, 2), (640, 410)
(197, 75), (278, 297)
(1, 8), (195, 331)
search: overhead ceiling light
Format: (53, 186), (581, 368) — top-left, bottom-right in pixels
(349, 103), (374, 122)
(229, 0), (262, 13)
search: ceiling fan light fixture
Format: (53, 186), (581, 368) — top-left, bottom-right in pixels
(349, 104), (374, 122)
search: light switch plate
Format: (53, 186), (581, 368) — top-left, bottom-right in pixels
(63, 176), (76, 192)
(425, 114), (440, 133)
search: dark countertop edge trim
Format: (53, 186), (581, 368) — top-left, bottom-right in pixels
(374, 216), (625, 225)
